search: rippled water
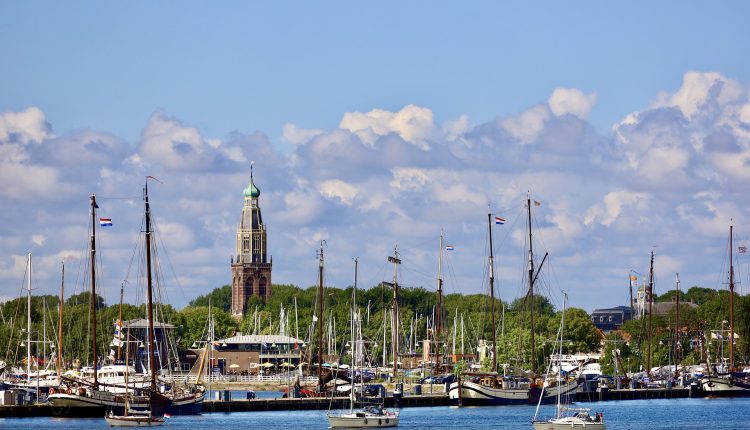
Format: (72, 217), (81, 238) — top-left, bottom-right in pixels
(1, 397), (748, 429)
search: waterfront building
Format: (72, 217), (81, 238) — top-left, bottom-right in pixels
(231, 168), (272, 318)
(194, 334), (304, 375)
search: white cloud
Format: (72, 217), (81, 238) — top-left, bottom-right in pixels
(390, 168), (430, 191)
(319, 180), (359, 205)
(652, 71), (743, 119)
(281, 123), (324, 146)
(0, 106), (51, 144)
(499, 105), (550, 143)
(548, 88), (598, 118)
(339, 104), (435, 149)
(584, 190), (651, 227)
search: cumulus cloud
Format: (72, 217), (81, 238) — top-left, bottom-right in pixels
(0, 107), (51, 144)
(548, 88), (598, 118)
(339, 104), (435, 149)
(499, 105), (550, 143)
(319, 179), (359, 205)
(281, 123), (324, 146)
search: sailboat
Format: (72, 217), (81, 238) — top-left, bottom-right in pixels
(327, 259), (399, 429)
(449, 200), (578, 405)
(700, 223), (750, 397)
(49, 190), (171, 416)
(105, 319), (165, 427)
(532, 293), (605, 430)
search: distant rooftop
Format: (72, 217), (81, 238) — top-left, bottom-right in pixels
(123, 318), (174, 329)
(217, 334), (304, 345)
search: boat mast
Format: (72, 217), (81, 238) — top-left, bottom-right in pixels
(351, 257), (358, 413)
(90, 194), (99, 388)
(316, 242), (325, 391)
(527, 197), (537, 375)
(436, 230), (444, 374)
(388, 248), (402, 379)
(143, 181), (158, 391)
(57, 261), (64, 376)
(647, 249), (654, 374)
(557, 292), (567, 419)
(675, 273), (680, 364)
(487, 210), (497, 374)
(729, 224), (735, 371)
(117, 281), (124, 362)
(27, 253), (31, 383)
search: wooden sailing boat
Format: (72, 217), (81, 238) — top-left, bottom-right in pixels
(49, 188), (172, 416)
(448, 199), (578, 405)
(327, 259), (399, 428)
(532, 293), (605, 429)
(700, 223), (750, 396)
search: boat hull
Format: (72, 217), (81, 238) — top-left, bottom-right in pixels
(532, 419), (606, 430)
(327, 413), (399, 428)
(700, 376), (750, 397)
(449, 380), (578, 406)
(105, 415), (165, 427)
(48, 391), (171, 417)
(167, 391), (205, 415)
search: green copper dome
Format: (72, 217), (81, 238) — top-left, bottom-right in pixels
(243, 177), (260, 198)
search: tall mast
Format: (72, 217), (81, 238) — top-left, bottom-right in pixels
(729, 224), (735, 371)
(527, 197), (537, 375)
(487, 210), (497, 373)
(647, 250), (654, 374)
(144, 181), (157, 391)
(90, 194), (99, 388)
(436, 230), (444, 374)
(350, 257), (358, 413)
(675, 273), (680, 364)
(388, 248), (402, 378)
(57, 261), (64, 376)
(117, 281), (124, 361)
(27, 253), (32, 383)
(316, 242), (325, 390)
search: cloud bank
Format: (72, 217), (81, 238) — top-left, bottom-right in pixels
(1, 71), (749, 310)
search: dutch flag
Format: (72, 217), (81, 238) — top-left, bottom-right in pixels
(99, 218), (113, 227)
(445, 245), (455, 251)
(495, 216), (505, 225)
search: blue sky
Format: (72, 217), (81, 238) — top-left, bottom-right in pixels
(1, 1), (750, 311)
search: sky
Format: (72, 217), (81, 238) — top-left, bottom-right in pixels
(1, 1), (750, 312)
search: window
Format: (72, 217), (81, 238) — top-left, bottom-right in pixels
(599, 316), (604, 322)
(608, 316), (613, 322)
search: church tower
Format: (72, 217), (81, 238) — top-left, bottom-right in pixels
(231, 166), (272, 318)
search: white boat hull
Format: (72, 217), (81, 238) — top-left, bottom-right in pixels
(532, 418), (606, 430)
(327, 412), (399, 428)
(105, 414), (165, 427)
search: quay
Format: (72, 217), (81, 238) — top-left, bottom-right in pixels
(0, 388), (699, 417)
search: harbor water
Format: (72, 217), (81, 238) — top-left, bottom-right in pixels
(0, 397), (747, 429)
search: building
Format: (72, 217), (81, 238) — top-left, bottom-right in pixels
(231, 167), (272, 318)
(590, 306), (633, 332)
(118, 318), (177, 372)
(196, 334), (304, 375)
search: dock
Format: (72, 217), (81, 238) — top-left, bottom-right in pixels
(0, 387), (702, 418)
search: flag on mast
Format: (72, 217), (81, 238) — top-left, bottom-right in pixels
(99, 218), (112, 227)
(495, 216), (505, 225)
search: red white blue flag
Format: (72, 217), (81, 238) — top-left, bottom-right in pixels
(99, 218), (112, 227)
(495, 216), (505, 225)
